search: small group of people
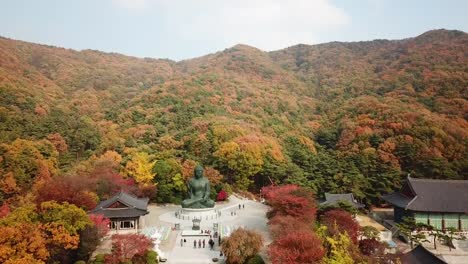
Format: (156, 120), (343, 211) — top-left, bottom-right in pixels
(194, 239), (205, 248)
(228, 203), (246, 216)
(182, 238), (215, 250)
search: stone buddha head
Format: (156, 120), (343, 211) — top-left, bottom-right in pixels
(194, 165), (203, 179)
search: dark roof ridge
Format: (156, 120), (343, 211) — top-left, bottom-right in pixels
(406, 245), (448, 264)
(405, 195), (418, 210)
(115, 192), (136, 208)
(408, 176), (468, 183)
(119, 190), (140, 199)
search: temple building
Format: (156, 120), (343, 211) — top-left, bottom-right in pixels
(91, 191), (149, 232)
(400, 245), (447, 264)
(382, 176), (468, 230)
(320, 193), (365, 209)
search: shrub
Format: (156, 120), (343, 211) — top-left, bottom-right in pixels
(216, 190), (227, 201)
(93, 254), (105, 264)
(246, 255), (265, 264)
(146, 250), (159, 264)
(223, 183), (234, 194)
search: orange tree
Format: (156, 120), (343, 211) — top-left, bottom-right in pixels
(221, 228), (263, 264)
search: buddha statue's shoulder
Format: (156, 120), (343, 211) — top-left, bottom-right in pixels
(188, 177), (197, 184)
(201, 177), (210, 184)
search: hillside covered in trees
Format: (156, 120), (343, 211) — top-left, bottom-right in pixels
(0, 29), (466, 210)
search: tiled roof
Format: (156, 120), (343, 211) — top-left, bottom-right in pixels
(383, 177), (468, 213)
(400, 245), (447, 264)
(320, 193), (365, 208)
(95, 191), (149, 211)
(90, 191), (149, 218)
(94, 208), (148, 218)
(381, 192), (413, 208)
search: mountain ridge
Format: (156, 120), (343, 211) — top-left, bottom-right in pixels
(2, 28), (465, 62)
(0, 29), (466, 206)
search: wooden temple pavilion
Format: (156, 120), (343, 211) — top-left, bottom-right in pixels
(382, 176), (468, 231)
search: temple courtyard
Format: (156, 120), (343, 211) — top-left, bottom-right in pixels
(149, 195), (271, 264)
(94, 194), (271, 264)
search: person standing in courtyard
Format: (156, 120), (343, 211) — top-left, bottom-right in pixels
(203, 239), (205, 248)
(209, 238), (214, 250)
(198, 239), (201, 248)
(193, 239), (196, 248)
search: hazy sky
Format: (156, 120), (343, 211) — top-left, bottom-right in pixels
(1, 0), (467, 60)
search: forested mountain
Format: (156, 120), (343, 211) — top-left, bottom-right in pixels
(0, 29), (466, 208)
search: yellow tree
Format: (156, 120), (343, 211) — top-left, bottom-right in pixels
(214, 141), (263, 190)
(214, 134), (284, 190)
(124, 152), (156, 184)
(0, 139), (58, 195)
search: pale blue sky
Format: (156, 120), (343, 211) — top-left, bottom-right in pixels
(1, 0), (466, 60)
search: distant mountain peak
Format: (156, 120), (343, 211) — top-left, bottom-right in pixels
(226, 44), (264, 53)
(413, 29), (467, 43)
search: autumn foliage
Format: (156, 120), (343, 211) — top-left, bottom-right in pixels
(0, 29), (465, 263)
(268, 215), (310, 239)
(89, 214), (110, 238)
(216, 190), (227, 201)
(36, 176), (98, 210)
(321, 209), (360, 243)
(359, 238), (385, 256)
(262, 184), (317, 220)
(269, 230), (325, 264)
(263, 185), (325, 263)
(0, 203), (10, 218)
(0, 223), (50, 263)
(105, 234), (154, 264)
(221, 228), (263, 264)
(0, 201), (92, 263)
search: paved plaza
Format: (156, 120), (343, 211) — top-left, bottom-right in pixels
(144, 195), (271, 264)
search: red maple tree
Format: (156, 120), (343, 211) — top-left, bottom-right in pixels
(216, 190), (227, 201)
(261, 184), (316, 221)
(268, 215), (310, 239)
(321, 209), (360, 243)
(0, 203), (10, 218)
(269, 230), (325, 264)
(359, 238), (386, 256)
(89, 214), (110, 238)
(35, 176), (98, 210)
(105, 234), (153, 264)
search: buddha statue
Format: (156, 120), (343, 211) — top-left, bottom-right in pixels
(181, 165), (215, 209)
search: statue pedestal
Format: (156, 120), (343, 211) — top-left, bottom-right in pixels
(177, 207), (219, 221)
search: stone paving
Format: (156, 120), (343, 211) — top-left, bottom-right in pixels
(145, 195), (271, 264)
